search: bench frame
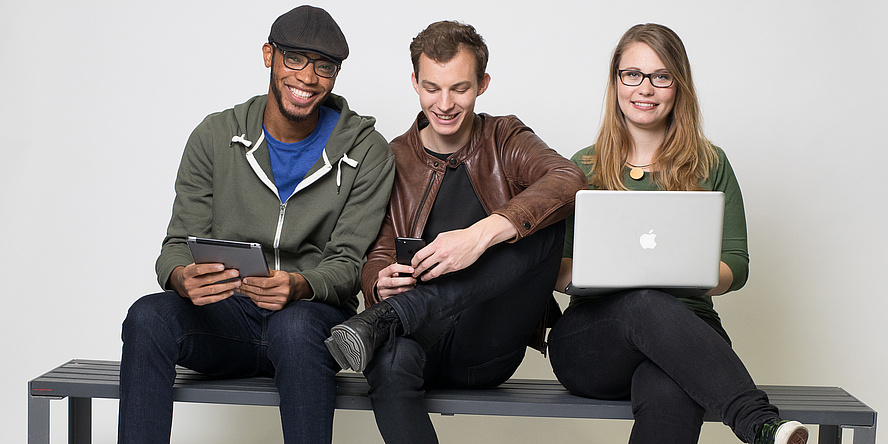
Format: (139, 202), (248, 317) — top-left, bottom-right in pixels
(29, 359), (877, 443)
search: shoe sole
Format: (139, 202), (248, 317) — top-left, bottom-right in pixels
(775, 421), (809, 444)
(324, 336), (351, 370)
(328, 324), (369, 372)
(787, 428), (808, 444)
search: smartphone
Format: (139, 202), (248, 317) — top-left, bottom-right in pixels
(395, 237), (426, 266)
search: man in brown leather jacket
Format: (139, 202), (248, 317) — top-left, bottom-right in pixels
(324, 20), (587, 443)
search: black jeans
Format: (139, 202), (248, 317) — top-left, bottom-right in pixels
(364, 223), (563, 444)
(548, 290), (778, 443)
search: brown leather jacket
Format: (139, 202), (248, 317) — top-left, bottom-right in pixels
(360, 112), (587, 352)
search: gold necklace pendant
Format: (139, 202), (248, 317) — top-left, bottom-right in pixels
(626, 161), (651, 181)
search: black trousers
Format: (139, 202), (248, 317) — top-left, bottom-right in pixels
(364, 222), (563, 444)
(549, 290), (778, 443)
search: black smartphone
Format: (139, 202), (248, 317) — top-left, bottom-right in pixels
(395, 237), (426, 266)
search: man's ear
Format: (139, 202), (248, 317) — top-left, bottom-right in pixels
(411, 71), (421, 95)
(263, 43), (274, 68)
(477, 73), (491, 96)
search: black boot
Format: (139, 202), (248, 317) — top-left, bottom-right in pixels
(325, 300), (401, 372)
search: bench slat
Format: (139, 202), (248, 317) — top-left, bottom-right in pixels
(29, 359), (876, 428)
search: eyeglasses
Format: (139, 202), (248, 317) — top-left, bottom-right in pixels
(272, 43), (339, 78)
(618, 69), (674, 88)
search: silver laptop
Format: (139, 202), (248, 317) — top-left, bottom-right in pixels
(566, 190), (724, 296)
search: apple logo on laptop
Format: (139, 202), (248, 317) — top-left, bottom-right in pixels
(639, 229), (657, 249)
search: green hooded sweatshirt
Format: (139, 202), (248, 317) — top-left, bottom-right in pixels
(156, 94), (395, 313)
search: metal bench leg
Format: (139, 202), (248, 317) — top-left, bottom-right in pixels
(69, 397), (92, 444)
(28, 394), (51, 444)
(818, 424), (841, 444)
(852, 425), (877, 444)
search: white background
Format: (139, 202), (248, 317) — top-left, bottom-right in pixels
(3, 0), (887, 442)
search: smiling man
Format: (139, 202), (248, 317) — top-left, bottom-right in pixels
(117, 6), (394, 444)
(323, 21), (587, 443)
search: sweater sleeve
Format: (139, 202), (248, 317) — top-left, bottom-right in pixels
(155, 118), (216, 290)
(297, 135), (395, 307)
(710, 148), (749, 293)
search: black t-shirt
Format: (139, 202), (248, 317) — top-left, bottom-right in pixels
(422, 148), (488, 244)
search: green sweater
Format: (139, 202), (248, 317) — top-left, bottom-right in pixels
(155, 94), (395, 312)
(563, 145), (748, 324)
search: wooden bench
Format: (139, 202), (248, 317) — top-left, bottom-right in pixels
(29, 359), (877, 443)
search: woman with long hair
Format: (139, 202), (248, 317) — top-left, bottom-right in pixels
(549, 24), (807, 444)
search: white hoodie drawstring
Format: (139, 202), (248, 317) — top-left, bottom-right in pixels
(336, 153), (359, 194)
(230, 134), (253, 147)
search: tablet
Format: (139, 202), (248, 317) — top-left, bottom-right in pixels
(186, 236), (270, 278)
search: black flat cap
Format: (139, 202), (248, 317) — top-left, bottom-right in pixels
(268, 5), (349, 63)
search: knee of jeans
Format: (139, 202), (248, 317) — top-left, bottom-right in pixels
(631, 361), (703, 421)
(122, 293), (177, 343)
(272, 305), (326, 334)
(365, 337), (425, 395)
(267, 305), (332, 353)
(466, 346), (525, 388)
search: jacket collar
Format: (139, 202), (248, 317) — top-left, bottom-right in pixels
(408, 111), (487, 169)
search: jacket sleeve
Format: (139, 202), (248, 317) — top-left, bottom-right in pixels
(360, 209), (396, 306)
(155, 119), (216, 290)
(490, 118), (588, 241)
(299, 136), (395, 307)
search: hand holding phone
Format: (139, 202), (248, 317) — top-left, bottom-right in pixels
(375, 237), (426, 297)
(395, 237), (426, 266)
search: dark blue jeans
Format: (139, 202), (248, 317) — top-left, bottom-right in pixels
(548, 290), (778, 444)
(364, 223), (563, 444)
(118, 292), (350, 444)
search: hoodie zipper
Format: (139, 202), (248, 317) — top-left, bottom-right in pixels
(272, 202), (286, 270)
(241, 129), (359, 269)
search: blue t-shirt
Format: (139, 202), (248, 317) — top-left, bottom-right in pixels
(264, 106), (340, 202)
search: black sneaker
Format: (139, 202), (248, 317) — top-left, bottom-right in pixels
(755, 419), (808, 444)
(325, 301), (400, 372)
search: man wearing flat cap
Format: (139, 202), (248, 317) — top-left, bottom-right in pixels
(118, 5), (394, 443)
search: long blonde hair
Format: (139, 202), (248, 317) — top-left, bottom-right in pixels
(588, 23), (716, 191)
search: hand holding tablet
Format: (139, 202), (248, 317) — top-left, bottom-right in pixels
(186, 236), (270, 279)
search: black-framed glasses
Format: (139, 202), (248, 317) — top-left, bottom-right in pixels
(618, 69), (674, 88)
(272, 43), (339, 78)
